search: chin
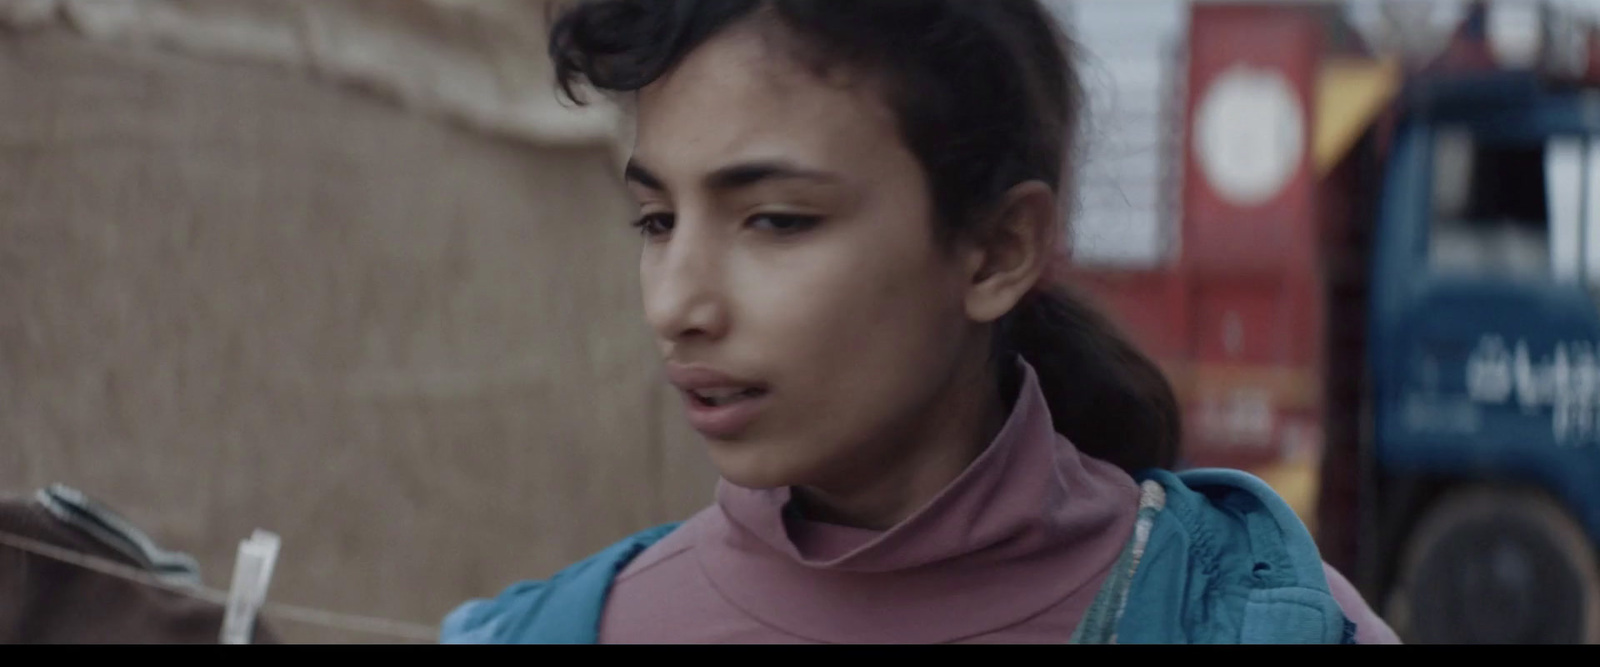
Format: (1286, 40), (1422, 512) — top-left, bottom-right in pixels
(705, 439), (809, 490)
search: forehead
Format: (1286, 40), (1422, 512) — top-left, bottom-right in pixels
(631, 22), (905, 180)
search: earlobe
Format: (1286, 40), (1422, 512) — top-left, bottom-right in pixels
(964, 181), (1058, 324)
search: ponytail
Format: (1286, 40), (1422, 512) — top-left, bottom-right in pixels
(999, 286), (1181, 473)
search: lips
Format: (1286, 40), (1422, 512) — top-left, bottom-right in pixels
(687, 386), (768, 407)
(666, 364), (770, 438)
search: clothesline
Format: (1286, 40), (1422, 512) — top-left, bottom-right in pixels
(0, 529), (440, 643)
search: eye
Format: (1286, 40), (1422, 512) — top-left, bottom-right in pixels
(631, 213), (675, 239)
(747, 213), (821, 235)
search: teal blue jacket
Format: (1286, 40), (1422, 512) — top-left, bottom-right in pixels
(440, 468), (1357, 644)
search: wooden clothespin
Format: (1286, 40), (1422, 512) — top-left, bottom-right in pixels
(220, 530), (280, 645)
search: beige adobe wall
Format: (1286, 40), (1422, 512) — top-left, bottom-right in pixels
(0, 2), (717, 643)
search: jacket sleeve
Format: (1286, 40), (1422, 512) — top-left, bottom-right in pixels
(1322, 561), (1402, 644)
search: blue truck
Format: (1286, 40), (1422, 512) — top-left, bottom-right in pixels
(1070, 0), (1600, 643)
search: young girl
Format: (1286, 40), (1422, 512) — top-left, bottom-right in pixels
(442, 0), (1399, 644)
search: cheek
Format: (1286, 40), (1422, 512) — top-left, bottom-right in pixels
(734, 220), (968, 402)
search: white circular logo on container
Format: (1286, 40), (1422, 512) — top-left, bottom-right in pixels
(1194, 65), (1305, 207)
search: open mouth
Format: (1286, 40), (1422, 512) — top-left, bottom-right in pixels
(687, 387), (768, 408)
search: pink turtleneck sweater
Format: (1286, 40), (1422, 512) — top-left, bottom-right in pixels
(600, 363), (1399, 644)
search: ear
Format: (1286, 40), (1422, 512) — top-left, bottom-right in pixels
(964, 181), (1058, 324)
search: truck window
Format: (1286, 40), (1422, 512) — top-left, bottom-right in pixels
(1545, 135), (1600, 286)
(1429, 129), (1552, 279)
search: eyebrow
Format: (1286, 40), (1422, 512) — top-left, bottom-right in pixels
(624, 159), (841, 193)
(624, 161), (665, 190)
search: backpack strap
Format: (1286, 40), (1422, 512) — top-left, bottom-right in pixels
(1102, 469), (1353, 644)
(440, 523), (680, 644)
(1068, 480), (1168, 645)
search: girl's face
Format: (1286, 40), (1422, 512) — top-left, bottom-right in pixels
(627, 22), (1006, 495)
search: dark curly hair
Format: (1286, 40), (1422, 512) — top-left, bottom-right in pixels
(549, 0), (1180, 473)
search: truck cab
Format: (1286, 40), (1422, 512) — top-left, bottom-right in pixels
(1066, 0), (1600, 643)
(1370, 71), (1600, 644)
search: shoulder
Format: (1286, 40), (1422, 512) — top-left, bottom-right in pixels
(439, 522), (684, 644)
(615, 508), (713, 582)
(1322, 561), (1402, 644)
(1119, 468), (1354, 644)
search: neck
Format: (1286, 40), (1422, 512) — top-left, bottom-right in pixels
(792, 352), (1011, 531)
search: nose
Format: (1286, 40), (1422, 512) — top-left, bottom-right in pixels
(642, 219), (730, 347)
